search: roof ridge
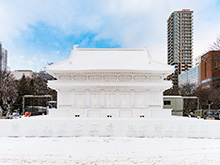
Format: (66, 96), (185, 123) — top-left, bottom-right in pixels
(77, 48), (145, 51)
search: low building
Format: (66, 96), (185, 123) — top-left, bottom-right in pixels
(195, 55), (201, 66)
(178, 50), (220, 88)
(178, 65), (201, 88)
(201, 51), (220, 88)
(163, 96), (183, 116)
(11, 70), (33, 80)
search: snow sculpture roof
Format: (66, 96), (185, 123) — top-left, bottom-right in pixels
(46, 45), (173, 74)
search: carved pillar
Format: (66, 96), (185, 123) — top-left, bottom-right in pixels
(72, 89), (75, 108)
(131, 89), (134, 108)
(101, 89), (104, 108)
(160, 89), (163, 109)
(86, 89), (90, 108)
(57, 89), (60, 108)
(116, 89), (119, 108)
(146, 90), (149, 109)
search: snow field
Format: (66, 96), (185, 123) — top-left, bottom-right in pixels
(0, 137), (220, 164)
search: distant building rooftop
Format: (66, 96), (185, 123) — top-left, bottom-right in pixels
(11, 70), (33, 80)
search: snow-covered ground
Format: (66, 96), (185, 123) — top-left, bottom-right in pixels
(1, 137), (220, 164)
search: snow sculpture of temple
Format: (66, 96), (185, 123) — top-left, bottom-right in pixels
(46, 45), (173, 118)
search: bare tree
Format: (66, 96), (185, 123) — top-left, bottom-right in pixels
(164, 83), (195, 96)
(195, 86), (220, 110)
(163, 87), (180, 96)
(179, 83), (195, 96)
(210, 35), (220, 51)
(194, 86), (209, 109)
(179, 83), (197, 114)
(208, 89), (220, 109)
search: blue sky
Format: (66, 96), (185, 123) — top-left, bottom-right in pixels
(0, 0), (220, 71)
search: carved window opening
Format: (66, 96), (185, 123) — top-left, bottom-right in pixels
(118, 75), (132, 81)
(75, 114), (80, 117)
(73, 75), (87, 80)
(133, 75), (147, 81)
(103, 75), (117, 81)
(88, 75), (102, 81)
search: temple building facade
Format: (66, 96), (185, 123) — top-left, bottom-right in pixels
(46, 46), (173, 118)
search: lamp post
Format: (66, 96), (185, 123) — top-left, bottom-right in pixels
(208, 100), (213, 117)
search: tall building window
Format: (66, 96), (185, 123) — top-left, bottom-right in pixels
(204, 62), (207, 77)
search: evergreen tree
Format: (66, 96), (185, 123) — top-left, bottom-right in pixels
(13, 74), (32, 114)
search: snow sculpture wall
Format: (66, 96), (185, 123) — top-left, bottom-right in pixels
(0, 117), (220, 139)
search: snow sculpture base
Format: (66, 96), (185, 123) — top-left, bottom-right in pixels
(0, 116), (220, 139)
(48, 109), (172, 118)
(8, 47), (193, 138)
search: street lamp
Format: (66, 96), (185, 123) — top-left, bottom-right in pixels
(208, 100), (213, 117)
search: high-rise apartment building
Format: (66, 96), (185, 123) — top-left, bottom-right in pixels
(167, 9), (193, 87)
(0, 42), (8, 71)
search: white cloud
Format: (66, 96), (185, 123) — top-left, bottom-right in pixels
(89, 0), (220, 63)
(0, 0), (220, 70)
